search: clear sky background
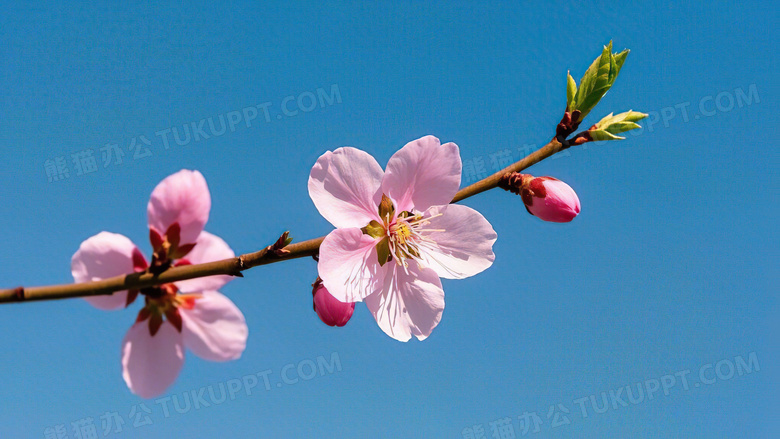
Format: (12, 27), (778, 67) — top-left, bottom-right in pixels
(0, 2), (777, 438)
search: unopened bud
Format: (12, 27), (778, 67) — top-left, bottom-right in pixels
(312, 278), (355, 327)
(500, 173), (581, 223)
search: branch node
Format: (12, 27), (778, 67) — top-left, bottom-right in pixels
(498, 172), (527, 196)
(12, 286), (24, 301)
(269, 231), (292, 257)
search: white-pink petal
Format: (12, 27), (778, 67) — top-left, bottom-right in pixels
(147, 169), (211, 245)
(381, 136), (462, 213)
(365, 264), (445, 342)
(174, 231), (236, 293)
(121, 322), (184, 399)
(318, 228), (388, 303)
(180, 291), (248, 362)
(308, 147), (383, 229)
(71, 232), (138, 310)
(417, 204), (497, 279)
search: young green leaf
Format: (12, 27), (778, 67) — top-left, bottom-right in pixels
(570, 42), (630, 122)
(588, 110), (648, 140)
(566, 71), (577, 110)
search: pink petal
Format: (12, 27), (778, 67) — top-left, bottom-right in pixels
(308, 147), (383, 228)
(381, 136), (461, 212)
(173, 232), (236, 293)
(318, 228), (388, 303)
(71, 232), (140, 310)
(180, 291), (248, 362)
(147, 170), (211, 246)
(365, 264), (445, 342)
(121, 321), (184, 399)
(416, 205), (497, 279)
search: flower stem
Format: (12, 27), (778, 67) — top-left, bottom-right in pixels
(0, 138), (565, 304)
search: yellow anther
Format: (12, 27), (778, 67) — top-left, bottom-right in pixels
(396, 224), (412, 244)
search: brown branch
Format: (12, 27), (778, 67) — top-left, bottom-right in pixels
(451, 137), (564, 203)
(0, 138), (564, 304)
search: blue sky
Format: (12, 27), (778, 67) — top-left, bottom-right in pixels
(0, 1), (777, 438)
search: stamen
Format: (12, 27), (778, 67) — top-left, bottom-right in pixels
(382, 209), (442, 271)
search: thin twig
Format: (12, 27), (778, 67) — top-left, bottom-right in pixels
(0, 138), (564, 304)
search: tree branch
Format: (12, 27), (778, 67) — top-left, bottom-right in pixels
(0, 138), (564, 304)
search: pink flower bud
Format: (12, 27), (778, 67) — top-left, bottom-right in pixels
(520, 176), (580, 223)
(312, 278), (355, 327)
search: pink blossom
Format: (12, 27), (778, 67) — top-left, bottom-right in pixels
(312, 278), (355, 327)
(71, 170), (247, 398)
(520, 176), (581, 223)
(309, 136), (497, 342)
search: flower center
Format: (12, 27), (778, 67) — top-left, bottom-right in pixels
(384, 213), (426, 266)
(362, 194), (444, 271)
(149, 222), (197, 271)
(391, 222), (412, 245)
(136, 283), (200, 336)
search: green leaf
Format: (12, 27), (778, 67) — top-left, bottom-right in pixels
(589, 110), (647, 140)
(607, 49), (618, 85)
(605, 121), (641, 134)
(573, 53), (603, 111)
(619, 110), (647, 123)
(570, 42), (631, 122)
(588, 129), (625, 141)
(612, 49), (629, 79)
(566, 72), (577, 110)
(594, 110), (647, 128)
(576, 46), (613, 117)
